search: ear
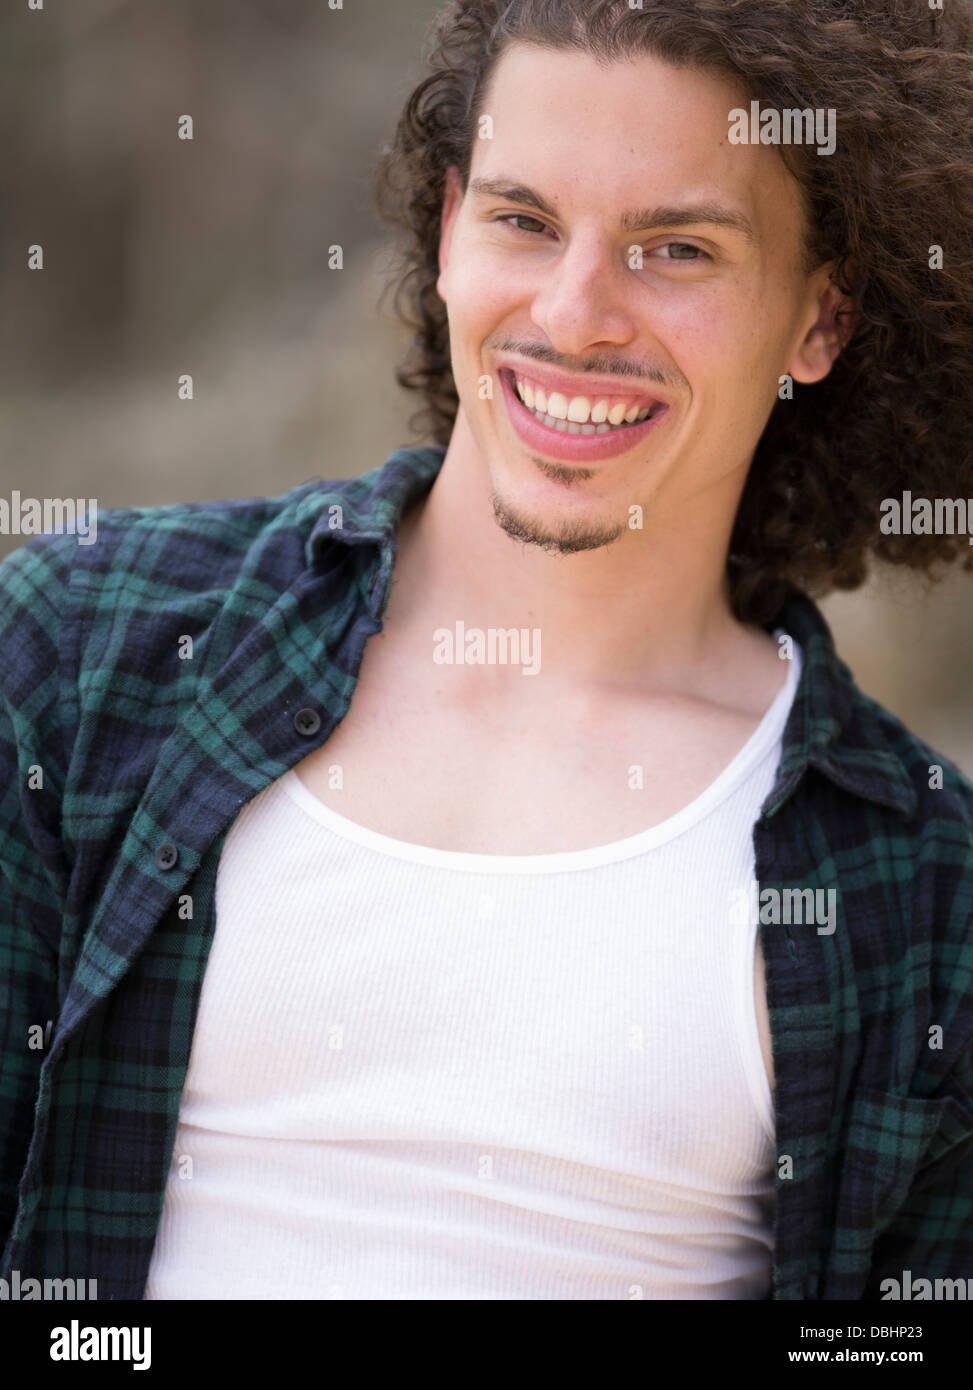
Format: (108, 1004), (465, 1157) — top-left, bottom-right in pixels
(787, 263), (861, 385)
(436, 166), (464, 301)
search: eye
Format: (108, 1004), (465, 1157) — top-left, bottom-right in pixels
(497, 213), (552, 237)
(655, 242), (710, 261)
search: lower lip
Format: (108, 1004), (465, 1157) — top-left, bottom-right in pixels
(499, 369), (668, 463)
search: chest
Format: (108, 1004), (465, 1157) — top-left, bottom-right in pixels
(203, 773), (780, 1131)
(296, 635), (772, 857)
(290, 632), (777, 1093)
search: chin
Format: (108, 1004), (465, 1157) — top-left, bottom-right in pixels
(489, 482), (626, 556)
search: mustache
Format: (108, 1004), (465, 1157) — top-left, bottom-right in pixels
(490, 339), (686, 392)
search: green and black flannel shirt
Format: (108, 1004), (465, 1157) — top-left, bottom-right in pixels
(1, 445), (971, 1299)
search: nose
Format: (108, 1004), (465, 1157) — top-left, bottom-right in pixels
(528, 229), (640, 358)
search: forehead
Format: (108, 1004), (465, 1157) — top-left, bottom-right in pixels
(473, 42), (805, 247)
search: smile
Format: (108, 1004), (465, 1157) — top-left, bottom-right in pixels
(498, 368), (669, 463)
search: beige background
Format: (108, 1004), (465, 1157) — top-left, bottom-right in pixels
(2, 0), (970, 773)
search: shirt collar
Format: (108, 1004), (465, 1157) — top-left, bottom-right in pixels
(759, 589), (917, 821)
(305, 446), (445, 568)
(306, 445), (917, 824)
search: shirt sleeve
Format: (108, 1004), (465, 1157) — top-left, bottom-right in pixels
(0, 535), (73, 1259)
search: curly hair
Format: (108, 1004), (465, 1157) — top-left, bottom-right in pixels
(374, 0), (973, 623)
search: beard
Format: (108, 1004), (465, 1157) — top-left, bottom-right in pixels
(490, 485), (624, 555)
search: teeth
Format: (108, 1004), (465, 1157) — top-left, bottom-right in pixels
(520, 403), (650, 434)
(513, 374), (657, 427)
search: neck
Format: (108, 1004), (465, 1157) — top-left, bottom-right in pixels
(386, 416), (764, 696)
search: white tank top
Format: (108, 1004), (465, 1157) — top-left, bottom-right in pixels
(144, 640), (802, 1300)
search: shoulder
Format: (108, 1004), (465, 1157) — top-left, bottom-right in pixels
(0, 448), (441, 627)
(0, 479), (344, 623)
(843, 686), (973, 986)
(856, 684), (973, 834)
(0, 480), (364, 717)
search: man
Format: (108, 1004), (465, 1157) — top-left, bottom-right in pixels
(1, 0), (971, 1301)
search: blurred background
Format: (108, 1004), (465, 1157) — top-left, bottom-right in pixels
(2, 0), (970, 773)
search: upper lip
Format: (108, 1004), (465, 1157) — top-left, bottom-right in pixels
(494, 357), (670, 412)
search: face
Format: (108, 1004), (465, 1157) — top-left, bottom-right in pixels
(435, 43), (849, 554)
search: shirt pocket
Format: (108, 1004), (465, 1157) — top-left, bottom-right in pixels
(835, 1084), (970, 1236)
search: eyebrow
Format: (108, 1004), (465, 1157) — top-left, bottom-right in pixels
(468, 177), (757, 244)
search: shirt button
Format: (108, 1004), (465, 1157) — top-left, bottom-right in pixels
(294, 707), (321, 737)
(155, 842), (179, 871)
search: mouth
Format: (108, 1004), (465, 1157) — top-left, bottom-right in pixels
(497, 368), (669, 464)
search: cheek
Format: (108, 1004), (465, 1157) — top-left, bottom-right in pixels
(651, 283), (781, 384)
(451, 278), (506, 336)
(444, 233), (521, 327)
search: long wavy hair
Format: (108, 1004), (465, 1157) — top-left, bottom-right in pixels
(374, 0), (973, 623)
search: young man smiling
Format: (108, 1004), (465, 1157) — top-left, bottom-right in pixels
(1, 1), (972, 1303)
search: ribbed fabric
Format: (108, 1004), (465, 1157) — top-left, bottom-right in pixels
(144, 640), (802, 1301)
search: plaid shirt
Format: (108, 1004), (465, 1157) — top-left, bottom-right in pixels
(1, 444), (971, 1301)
